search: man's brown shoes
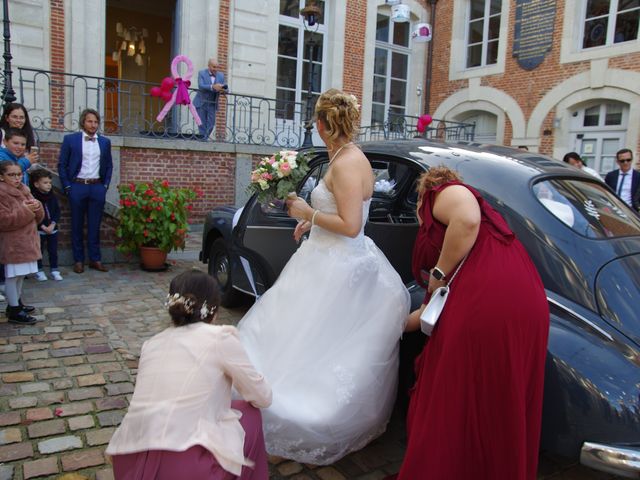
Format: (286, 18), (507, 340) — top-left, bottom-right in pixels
(73, 262), (84, 274)
(88, 261), (108, 272)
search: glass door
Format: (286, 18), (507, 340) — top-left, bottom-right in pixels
(277, 1), (327, 146)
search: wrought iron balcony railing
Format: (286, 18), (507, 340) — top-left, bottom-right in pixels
(17, 68), (474, 147)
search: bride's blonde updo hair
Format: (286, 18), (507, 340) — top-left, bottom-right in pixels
(314, 88), (360, 145)
(416, 165), (462, 200)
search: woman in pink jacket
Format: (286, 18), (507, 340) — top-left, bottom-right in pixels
(0, 159), (43, 324)
(107, 269), (272, 480)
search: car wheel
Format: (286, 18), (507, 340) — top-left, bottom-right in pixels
(208, 238), (243, 307)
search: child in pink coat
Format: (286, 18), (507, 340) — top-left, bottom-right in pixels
(0, 160), (43, 324)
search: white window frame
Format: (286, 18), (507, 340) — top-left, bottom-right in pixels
(580, 0), (640, 50)
(465, 0), (500, 69)
(449, 0), (509, 80)
(371, 13), (412, 128)
(276, 1), (328, 121)
(560, 0), (640, 64)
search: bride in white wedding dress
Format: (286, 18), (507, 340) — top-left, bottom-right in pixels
(237, 89), (410, 465)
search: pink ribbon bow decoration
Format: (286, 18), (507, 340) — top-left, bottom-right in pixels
(154, 55), (202, 126)
(174, 78), (191, 105)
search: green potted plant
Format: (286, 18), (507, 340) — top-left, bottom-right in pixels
(116, 179), (199, 270)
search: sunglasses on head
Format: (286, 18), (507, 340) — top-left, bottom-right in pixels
(618, 159), (632, 163)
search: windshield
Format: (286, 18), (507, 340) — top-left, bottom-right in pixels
(533, 179), (640, 238)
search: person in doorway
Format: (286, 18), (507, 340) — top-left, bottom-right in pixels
(562, 151), (602, 180)
(193, 58), (227, 140)
(57, 108), (113, 273)
(605, 148), (639, 211)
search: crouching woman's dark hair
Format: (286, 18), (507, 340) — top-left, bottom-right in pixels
(166, 269), (221, 327)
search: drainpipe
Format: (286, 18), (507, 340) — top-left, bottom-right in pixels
(424, 0), (437, 115)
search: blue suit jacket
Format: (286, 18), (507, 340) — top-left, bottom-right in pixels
(604, 168), (640, 211)
(193, 69), (226, 109)
(57, 132), (113, 190)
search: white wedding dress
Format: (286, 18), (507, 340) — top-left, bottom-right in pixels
(237, 179), (410, 464)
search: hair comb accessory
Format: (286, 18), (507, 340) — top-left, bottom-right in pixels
(199, 300), (217, 319)
(165, 293), (195, 313)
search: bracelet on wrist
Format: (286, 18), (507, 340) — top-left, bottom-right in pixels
(311, 209), (320, 226)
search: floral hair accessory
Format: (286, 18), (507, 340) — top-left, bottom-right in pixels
(165, 293), (195, 313)
(200, 301), (217, 319)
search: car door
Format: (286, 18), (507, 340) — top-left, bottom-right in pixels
(364, 155), (422, 283)
(239, 160), (329, 287)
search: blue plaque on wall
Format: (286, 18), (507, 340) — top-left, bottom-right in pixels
(513, 0), (557, 70)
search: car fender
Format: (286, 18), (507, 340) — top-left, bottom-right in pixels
(542, 293), (640, 458)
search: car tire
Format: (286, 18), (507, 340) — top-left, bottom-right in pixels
(208, 238), (243, 308)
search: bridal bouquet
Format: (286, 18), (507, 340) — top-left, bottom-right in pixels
(247, 150), (311, 205)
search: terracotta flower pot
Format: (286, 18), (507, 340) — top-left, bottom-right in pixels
(139, 246), (168, 271)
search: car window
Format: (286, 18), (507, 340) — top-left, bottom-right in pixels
(298, 163), (327, 203)
(533, 179), (640, 238)
(259, 162), (327, 216)
(596, 254), (640, 335)
(371, 161), (413, 198)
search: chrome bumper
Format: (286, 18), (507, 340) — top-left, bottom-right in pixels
(581, 442), (640, 478)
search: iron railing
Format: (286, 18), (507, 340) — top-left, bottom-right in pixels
(359, 112), (475, 143)
(17, 68), (475, 147)
(18, 68), (308, 148)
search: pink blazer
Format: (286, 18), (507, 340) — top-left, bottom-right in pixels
(106, 323), (272, 475)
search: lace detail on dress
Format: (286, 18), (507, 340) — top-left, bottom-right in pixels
(333, 365), (355, 406)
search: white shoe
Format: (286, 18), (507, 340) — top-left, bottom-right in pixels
(35, 271), (48, 282)
(51, 271), (63, 281)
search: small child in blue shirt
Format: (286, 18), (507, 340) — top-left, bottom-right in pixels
(0, 128), (30, 185)
(29, 168), (62, 281)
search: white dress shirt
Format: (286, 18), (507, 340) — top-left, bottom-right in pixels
(106, 323), (272, 476)
(77, 131), (101, 179)
(616, 169), (633, 206)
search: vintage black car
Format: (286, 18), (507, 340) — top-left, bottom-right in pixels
(200, 139), (640, 478)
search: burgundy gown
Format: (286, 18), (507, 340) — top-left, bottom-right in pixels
(397, 182), (549, 480)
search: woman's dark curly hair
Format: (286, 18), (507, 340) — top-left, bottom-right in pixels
(416, 165), (462, 200)
(0, 103), (36, 150)
(167, 269), (221, 327)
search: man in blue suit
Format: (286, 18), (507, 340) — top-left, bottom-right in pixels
(604, 148), (640, 213)
(58, 108), (113, 273)
(193, 58), (227, 140)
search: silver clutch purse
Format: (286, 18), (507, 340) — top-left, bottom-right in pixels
(420, 286), (449, 335)
(418, 253), (469, 336)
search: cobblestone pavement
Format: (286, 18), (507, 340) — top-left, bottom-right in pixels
(0, 241), (624, 479)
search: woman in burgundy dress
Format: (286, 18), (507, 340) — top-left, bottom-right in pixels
(396, 166), (549, 479)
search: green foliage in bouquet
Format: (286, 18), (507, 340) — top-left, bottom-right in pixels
(247, 150), (311, 204)
(116, 179), (200, 254)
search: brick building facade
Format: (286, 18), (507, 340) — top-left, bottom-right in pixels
(4, 0), (434, 262)
(427, 0), (640, 175)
